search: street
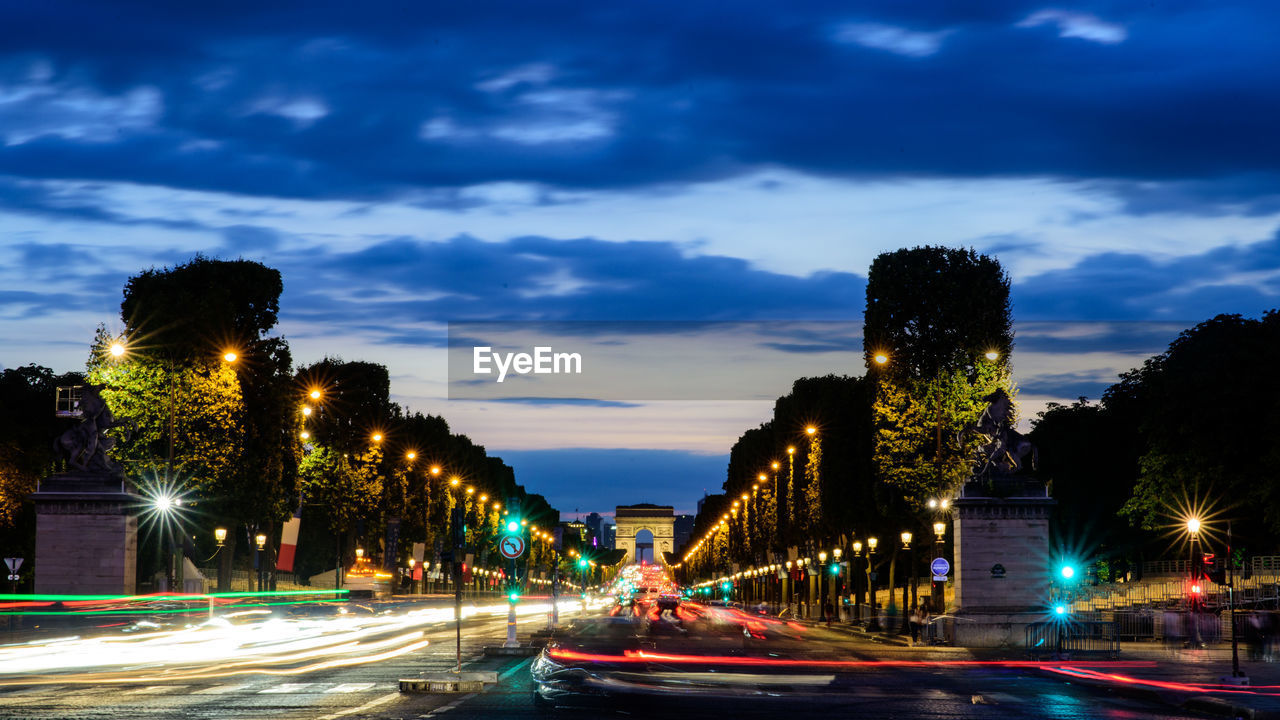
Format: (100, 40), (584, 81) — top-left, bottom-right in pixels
(0, 595), (1221, 720)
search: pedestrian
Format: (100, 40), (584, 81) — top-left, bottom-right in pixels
(824, 600), (834, 627)
(909, 604), (922, 645)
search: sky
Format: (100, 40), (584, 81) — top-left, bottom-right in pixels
(2, 1), (1278, 519)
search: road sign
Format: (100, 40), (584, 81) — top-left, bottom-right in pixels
(932, 575), (948, 582)
(990, 563), (1007, 579)
(930, 557), (950, 576)
(6, 575), (16, 581)
(499, 535), (526, 560)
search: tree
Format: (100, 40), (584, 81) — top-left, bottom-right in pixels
(865, 246), (1015, 509)
(1116, 313), (1280, 550)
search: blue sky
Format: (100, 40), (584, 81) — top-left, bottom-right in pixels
(2, 1), (1278, 516)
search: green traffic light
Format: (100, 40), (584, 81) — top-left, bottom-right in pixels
(508, 591), (520, 602)
(577, 558), (588, 568)
(506, 520), (520, 533)
(1060, 565), (1076, 580)
(720, 581), (731, 593)
(828, 564), (840, 575)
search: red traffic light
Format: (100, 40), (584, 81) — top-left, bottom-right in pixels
(1190, 583), (1202, 594)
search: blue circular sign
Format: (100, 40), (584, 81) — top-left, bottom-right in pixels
(930, 557), (950, 576)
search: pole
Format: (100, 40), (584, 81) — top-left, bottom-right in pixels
(454, 557), (462, 673)
(1229, 522), (1244, 681)
(505, 557), (519, 648)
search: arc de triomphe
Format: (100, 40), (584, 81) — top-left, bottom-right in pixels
(614, 504), (674, 566)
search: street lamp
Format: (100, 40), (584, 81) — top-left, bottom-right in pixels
(255, 533), (268, 592)
(818, 551), (829, 621)
(866, 537), (880, 632)
(214, 527), (227, 547)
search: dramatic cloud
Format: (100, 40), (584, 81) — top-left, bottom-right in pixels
(0, 3), (1276, 211)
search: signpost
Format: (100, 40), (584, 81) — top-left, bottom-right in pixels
(930, 557), (949, 582)
(5, 558), (21, 589)
(499, 536), (526, 560)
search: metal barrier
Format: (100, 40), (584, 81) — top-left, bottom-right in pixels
(1025, 620), (1119, 659)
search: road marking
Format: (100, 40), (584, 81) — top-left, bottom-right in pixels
(315, 691), (401, 719)
(194, 684), (252, 694)
(424, 693), (476, 716)
(499, 658), (533, 682)
(124, 685), (186, 695)
(258, 682), (316, 694)
(325, 682), (377, 693)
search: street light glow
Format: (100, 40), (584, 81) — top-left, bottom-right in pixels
(787, 446), (795, 455)
(985, 350), (1000, 361)
(1186, 517), (1202, 535)
(309, 388), (322, 400)
(406, 451), (416, 460)
(805, 426), (817, 435)
(154, 495), (173, 512)
(223, 351), (238, 363)
(873, 353), (889, 365)
(110, 341), (126, 357)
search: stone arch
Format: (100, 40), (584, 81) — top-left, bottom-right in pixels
(615, 504), (675, 566)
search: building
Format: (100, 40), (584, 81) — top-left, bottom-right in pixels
(673, 514), (695, 554)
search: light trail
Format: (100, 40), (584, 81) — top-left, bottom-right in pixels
(0, 597), (593, 684)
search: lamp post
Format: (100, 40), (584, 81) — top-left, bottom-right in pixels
(255, 533), (268, 592)
(932, 520), (946, 613)
(866, 537), (881, 632)
(1186, 517), (1202, 646)
(900, 531), (913, 635)
(852, 540), (863, 623)
(818, 551), (829, 622)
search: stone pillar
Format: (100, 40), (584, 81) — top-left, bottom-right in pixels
(32, 473), (139, 595)
(951, 482), (1055, 647)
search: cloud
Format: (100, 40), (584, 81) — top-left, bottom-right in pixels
(1017, 10), (1127, 44)
(0, 3), (1276, 213)
(831, 22), (955, 58)
(280, 235), (866, 333)
(1012, 232), (1280, 320)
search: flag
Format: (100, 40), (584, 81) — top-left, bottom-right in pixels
(276, 501), (303, 572)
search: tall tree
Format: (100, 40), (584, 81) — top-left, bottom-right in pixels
(1117, 313), (1280, 551)
(865, 246), (1015, 509)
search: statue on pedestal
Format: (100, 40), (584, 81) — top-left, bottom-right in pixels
(961, 388), (1037, 479)
(53, 384), (135, 475)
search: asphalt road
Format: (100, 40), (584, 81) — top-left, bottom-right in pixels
(0, 602), (1214, 720)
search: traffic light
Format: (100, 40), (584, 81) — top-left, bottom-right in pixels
(1053, 603), (1067, 617)
(577, 558), (588, 569)
(720, 581), (731, 594)
(1059, 564), (1076, 581)
(508, 590), (520, 603)
(505, 519), (521, 534)
(829, 563), (840, 576)
(1204, 553), (1226, 585)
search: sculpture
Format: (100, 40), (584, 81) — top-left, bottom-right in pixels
(54, 384), (135, 474)
(961, 388), (1037, 478)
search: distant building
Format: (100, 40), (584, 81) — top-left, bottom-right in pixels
(604, 523), (615, 549)
(563, 521), (588, 544)
(673, 514), (695, 553)
(584, 512), (605, 543)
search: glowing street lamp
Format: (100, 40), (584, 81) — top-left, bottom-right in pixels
(223, 351), (238, 363)
(110, 341), (126, 357)
(873, 353), (889, 365)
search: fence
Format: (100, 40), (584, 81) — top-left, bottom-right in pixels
(1025, 620), (1119, 658)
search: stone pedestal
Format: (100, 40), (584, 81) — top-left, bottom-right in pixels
(950, 480), (1055, 648)
(32, 472), (139, 595)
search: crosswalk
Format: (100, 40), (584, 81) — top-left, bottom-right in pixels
(0, 680), (398, 699)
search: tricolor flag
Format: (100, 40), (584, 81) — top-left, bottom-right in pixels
(276, 500), (303, 572)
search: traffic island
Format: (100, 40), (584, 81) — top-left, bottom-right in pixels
(399, 671), (499, 694)
(484, 644), (539, 656)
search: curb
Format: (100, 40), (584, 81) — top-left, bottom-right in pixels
(399, 671), (499, 694)
(484, 645), (540, 656)
(1181, 695), (1259, 720)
